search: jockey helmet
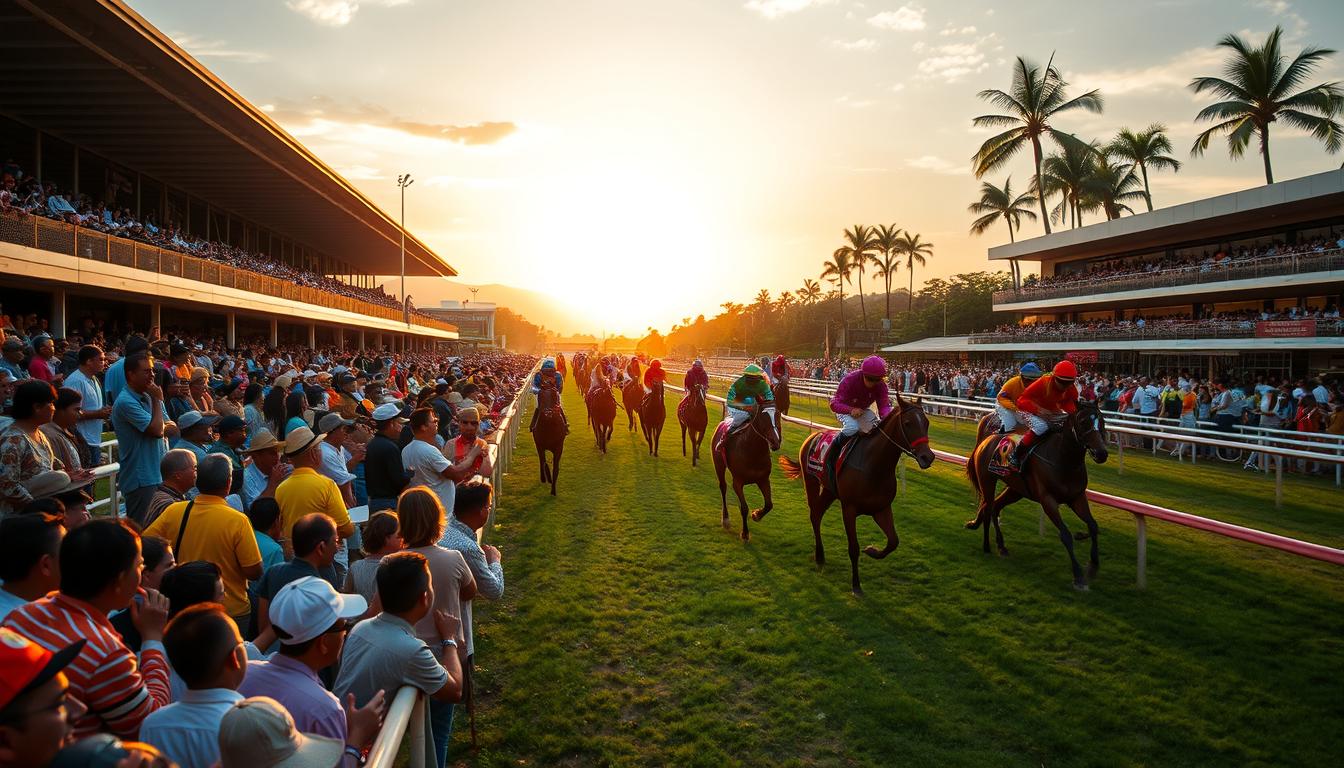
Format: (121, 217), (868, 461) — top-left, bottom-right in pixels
(860, 355), (887, 377)
(693, 359), (703, 367)
(774, 354), (786, 366)
(744, 363), (765, 377)
(1052, 360), (1078, 381)
(650, 359), (662, 369)
(541, 359), (556, 370)
(1020, 362), (1042, 379)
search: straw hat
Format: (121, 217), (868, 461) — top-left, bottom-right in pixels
(282, 426), (325, 457)
(242, 429), (282, 454)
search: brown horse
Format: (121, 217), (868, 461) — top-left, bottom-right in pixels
(638, 380), (666, 456)
(966, 401), (1108, 590)
(586, 382), (617, 454)
(531, 385), (566, 495)
(679, 384), (709, 466)
(713, 403), (780, 541)
(778, 395), (936, 595)
(621, 379), (643, 431)
(771, 376), (790, 445)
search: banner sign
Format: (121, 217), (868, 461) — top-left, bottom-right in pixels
(1065, 350), (1099, 365)
(1255, 320), (1316, 338)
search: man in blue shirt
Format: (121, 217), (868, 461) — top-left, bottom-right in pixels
(112, 350), (168, 525)
(104, 336), (150, 406)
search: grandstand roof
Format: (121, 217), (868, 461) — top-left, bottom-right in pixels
(988, 169), (1344, 263)
(0, 0), (454, 277)
(883, 335), (1343, 354)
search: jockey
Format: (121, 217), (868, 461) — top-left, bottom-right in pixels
(830, 355), (892, 438)
(555, 353), (567, 377)
(725, 363), (775, 436)
(683, 359), (710, 396)
(770, 355), (790, 385)
(1010, 360), (1079, 469)
(994, 362), (1043, 433)
(530, 358), (569, 433)
(758, 355), (774, 386)
(623, 355), (641, 386)
(642, 359), (667, 393)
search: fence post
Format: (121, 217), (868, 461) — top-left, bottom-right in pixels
(409, 694), (427, 768)
(1116, 440), (1125, 475)
(1275, 456), (1283, 511)
(1134, 513), (1147, 589)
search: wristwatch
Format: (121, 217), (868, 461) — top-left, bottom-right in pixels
(439, 638), (457, 650)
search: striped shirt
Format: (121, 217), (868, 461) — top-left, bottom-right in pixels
(3, 593), (171, 739)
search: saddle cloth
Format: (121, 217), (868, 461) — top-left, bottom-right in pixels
(712, 418), (733, 461)
(676, 395), (694, 422)
(987, 429), (1030, 477)
(804, 430), (860, 484)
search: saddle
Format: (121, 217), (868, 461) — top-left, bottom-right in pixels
(987, 428), (1036, 477)
(712, 418), (732, 462)
(806, 430), (864, 492)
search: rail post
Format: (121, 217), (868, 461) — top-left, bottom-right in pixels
(1275, 455), (1283, 510)
(1134, 514), (1147, 589)
(1116, 439), (1125, 475)
(409, 694), (427, 768)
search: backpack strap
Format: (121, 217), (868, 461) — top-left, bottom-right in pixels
(174, 499), (197, 554)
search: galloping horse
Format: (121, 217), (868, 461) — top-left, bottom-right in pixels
(771, 376), (790, 444)
(587, 382), (617, 454)
(678, 383), (709, 466)
(966, 400), (1108, 589)
(712, 403), (779, 541)
(638, 380), (666, 456)
(532, 385), (567, 495)
(779, 394), (935, 595)
(621, 379), (643, 431)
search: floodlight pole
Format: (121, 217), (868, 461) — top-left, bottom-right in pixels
(397, 173), (414, 327)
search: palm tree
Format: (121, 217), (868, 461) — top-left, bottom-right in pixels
(832, 225), (878, 329)
(871, 223), (902, 325)
(894, 232), (934, 312)
(972, 55), (1104, 235)
(1041, 139), (1101, 229)
(1086, 156), (1147, 220)
(968, 176), (1038, 243)
(1190, 26), (1343, 184)
(820, 248), (855, 336)
(796, 278), (821, 306)
(1106, 124), (1181, 211)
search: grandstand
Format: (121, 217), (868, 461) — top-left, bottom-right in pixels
(885, 170), (1344, 379)
(0, 0), (457, 349)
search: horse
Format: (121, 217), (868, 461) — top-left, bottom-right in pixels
(638, 380), (666, 456)
(587, 382), (617, 454)
(965, 400), (1109, 590)
(531, 385), (566, 495)
(778, 394), (935, 595)
(621, 379), (643, 431)
(712, 402), (780, 541)
(678, 384), (709, 466)
(771, 376), (790, 445)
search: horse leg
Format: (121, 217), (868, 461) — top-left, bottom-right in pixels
(681, 424), (687, 457)
(538, 445), (550, 484)
(1041, 497), (1086, 590)
(863, 505), (899, 560)
(842, 503), (864, 595)
(990, 486), (1022, 557)
(550, 449), (561, 496)
(1068, 495), (1101, 579)
(715, 460), (729, 529)
(749, 476), (773, 522)
(731, 477), (752, 541)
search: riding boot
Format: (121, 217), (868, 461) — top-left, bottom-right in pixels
(1009, 430), (1038, 470)
(827, 431), (855, 491)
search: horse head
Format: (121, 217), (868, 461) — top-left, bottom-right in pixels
(1072, 400), (1108, 464)
(539, 385), (561, 412)
(748, 399), (781, 450)
(887, 392), (935, 469)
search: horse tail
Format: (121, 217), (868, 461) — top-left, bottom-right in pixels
(778, 455), (802, 480)
(964, 440), (985, 529)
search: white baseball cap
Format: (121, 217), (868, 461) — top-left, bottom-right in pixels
(269, 576), (366, 645)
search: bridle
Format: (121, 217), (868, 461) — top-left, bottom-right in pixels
(872, 399), (930, 460)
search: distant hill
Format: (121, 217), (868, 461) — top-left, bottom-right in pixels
(394, 277), (581, 333)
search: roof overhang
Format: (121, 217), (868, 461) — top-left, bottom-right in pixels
(0, 0), (454, 277)
(883, 335), (1344, 354)
(987, 169), (1344, 264)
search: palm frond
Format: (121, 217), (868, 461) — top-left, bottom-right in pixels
(1278, 109), (1344, 153)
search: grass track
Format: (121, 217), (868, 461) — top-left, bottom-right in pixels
(463, 381), (1343, 767)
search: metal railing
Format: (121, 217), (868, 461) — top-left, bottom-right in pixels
(967, 318), (1344, 344)
(0, 213), (457, 333)
(992, 247), (1344, 305)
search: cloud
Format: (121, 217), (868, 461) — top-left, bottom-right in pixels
(744, 0), (835, 19)
(867, 5), (925, 31)
(1068, 46), (1224, 96)
(170, 33), (270, 63)
(286, 0), (411, 27)
(916, 33), (1001, 82)
(890, 82), (906, 92)
(269, 97), (517, 146)
(334, 164), (385, 180)
(831, 37), (879, 52)
(904, 155), (965, 175)
(835, 94), (876, 109)
(939, 24), (977, 36)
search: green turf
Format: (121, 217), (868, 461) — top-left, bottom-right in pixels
(457, 382), (1344, 767)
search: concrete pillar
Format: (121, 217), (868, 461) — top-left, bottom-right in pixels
(308, 323), (316, 350)
(358, 329), (365, 351)
(269, 317), (278, 346)
(50, 288), (66, 339)
(150, 302), (161, 335)
(336, 327), (344, 349)
(226, 312), (236, 349)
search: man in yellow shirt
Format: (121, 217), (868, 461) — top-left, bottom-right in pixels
(994, 362), (1043, 432)
(274, 425), (355, 549)
(145, 453), (262, 632)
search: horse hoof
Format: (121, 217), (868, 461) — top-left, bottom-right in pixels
(1073, 531), (1091, 541)
(1088, 563), (1099, 579)
(862, 545), (882, 559)
(740, 532), (750, 542)
(851, 587), (864, 598)
(1072, 582), (1089, 592)
(721, 518), (731, 530)
(998, 547), (1010, 557)
(964, 520), (979, 530)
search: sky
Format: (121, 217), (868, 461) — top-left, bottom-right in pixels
(127, 0), (1344, 336)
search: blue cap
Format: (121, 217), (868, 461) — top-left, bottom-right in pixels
(541, 359), (555, 370)
(1021, 362), (1042, 376)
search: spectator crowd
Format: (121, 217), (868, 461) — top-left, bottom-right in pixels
(0, 317), (535, 768)
(976, 304), (1343, 342)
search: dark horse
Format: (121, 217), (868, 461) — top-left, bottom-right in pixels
(779, 395), (936, 595)
(966, 401), (1108, 589)
(771, 377), (790, 447)
(679, 384), (709, 466)
(638, 380), (666, 456)
(621, 379), (643, 431)
(531, 385), (566, 496)
(713, 403), (780, 541)
(587, 382), (617, 454)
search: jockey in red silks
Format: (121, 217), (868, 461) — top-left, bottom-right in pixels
(624, 355), (641, 386)
(770, 355), (790, 385)
(683, 359), (710, 395)
(642, 359), (667, 392)
(555, 353), (567, 377)
(1011, 359), (1079, 469)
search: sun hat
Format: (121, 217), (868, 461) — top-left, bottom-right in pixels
(22, 469), (95, 501)
(218, 696), (344, 768)
(177, 410), (220, 431)
(269, 576), (366, 645)
(281, 426), (325, 457)
(447, 391), (464, 405)
(0, 628), (86, 710)
(372, 402), (407, 423)
(190, 367), (209, 383)
(317, 412), (355, 433)
(48, 734), (168, 768)
(242, 429), (282, 454)
(217, 377), (243, 397)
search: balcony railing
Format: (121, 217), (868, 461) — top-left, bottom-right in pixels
(0, 213), (457, 333)
(967, 318), (1344, 344)
(992, 248), (1344, 305)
